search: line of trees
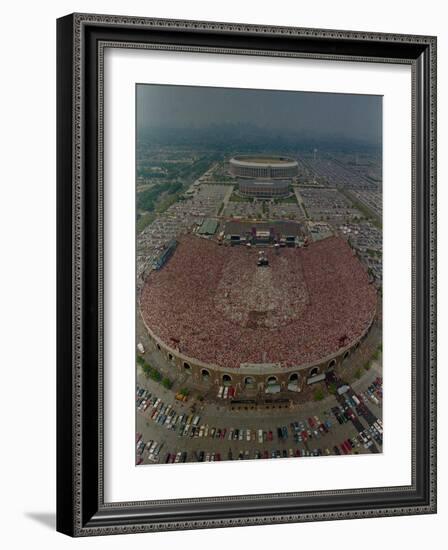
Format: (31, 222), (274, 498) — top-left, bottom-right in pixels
(136, 355), (173, 389)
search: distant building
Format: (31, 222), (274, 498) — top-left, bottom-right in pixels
(229, 155), (298, 199)
(223, 220), (304, 247)
(229, 155), (299, 179)
(239, 179), (290, 198)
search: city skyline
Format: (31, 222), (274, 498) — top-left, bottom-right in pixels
(137, 84), (382, 146)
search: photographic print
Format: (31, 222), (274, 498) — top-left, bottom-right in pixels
(135, 84), (383, 466)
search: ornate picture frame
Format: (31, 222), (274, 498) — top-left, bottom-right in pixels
(57, 13), (436, 536)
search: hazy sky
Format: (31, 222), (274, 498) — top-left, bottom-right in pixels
(137, 84), (382, 145)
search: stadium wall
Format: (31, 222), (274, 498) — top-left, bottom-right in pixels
(141, 312), (376, 395)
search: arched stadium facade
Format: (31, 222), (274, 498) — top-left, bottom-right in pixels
(239, 179), (290, 198)
(141, 315), (374, 394)
(229, 155), (299, 179)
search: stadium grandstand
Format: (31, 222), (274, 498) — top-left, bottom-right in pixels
(140, 234), (377, 390)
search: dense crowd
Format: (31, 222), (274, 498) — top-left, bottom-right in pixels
(214, 247), (309, 329)
(140, 235), (377, 369)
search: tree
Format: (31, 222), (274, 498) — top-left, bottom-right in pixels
(313, 388), (324, 401)
(141, 362), (151, 377)
(150, 369), (162, 382)
(162, 377), (173, 389)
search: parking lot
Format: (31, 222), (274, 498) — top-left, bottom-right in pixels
(136, 367), (383, 466)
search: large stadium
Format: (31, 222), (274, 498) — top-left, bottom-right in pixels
(229, 155), (299, 179)
(229, 155), (298, 199)
(140, 234), (377, 394)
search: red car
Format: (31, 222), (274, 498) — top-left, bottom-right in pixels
(346, 408), (356, 420)
(308, 417), (315, 428)
(268, 431), (273, 441)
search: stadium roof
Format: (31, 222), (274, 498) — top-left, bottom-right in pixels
(197, 218), (218, 235)
(224, 220), (303, 238)
(231, 155), (297, 165)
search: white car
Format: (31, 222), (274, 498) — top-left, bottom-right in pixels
(246, 430), (251, 441)
(258, 429), (263, 444)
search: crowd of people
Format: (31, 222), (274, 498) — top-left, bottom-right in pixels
(140, 235), (377, 369)
(213, 246), (309, 329)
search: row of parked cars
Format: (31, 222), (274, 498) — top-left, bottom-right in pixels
(190, 438), (383, 462)
(361, 420), (383, 447)
(333, 381), (383, 448)
(331, 400), (383, 448)
(164, 451), (188, 464)
(359, 377), (382, 406)
(217, 385), (236, 400)
(331, 404), (356, 424)
(136, 434), (164, 464)
(137, 384), (338, 445)
(288, 416), (333, 444)
(187, 416), (335, 446)
(136, 386), (201, 435)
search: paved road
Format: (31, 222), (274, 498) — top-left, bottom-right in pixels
(293, 187), (308, 219)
